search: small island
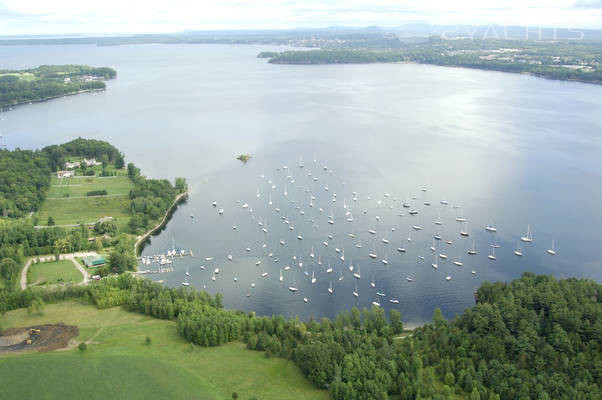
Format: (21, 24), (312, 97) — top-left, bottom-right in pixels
(236, 153), (252, 163)
(0, 65), (117, 108)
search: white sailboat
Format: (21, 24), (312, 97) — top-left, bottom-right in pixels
(326, 261), (333, 273)
(432, 253), (438, 269)
(397, 240), (407, 253)
(455, 207), (466, 222)
(288, 278), (298, 292)
(488, 247), (496, 260)
(547, 240), (557, 255)
(185, 266), (190, 276)
(381, 252), (388, 265)
(279, 269), (283, 282)
(353, 264), (361, 279)
(468, 240), (477, 255)
(521, 225), (533, 243)
(460, 221), (470, 237)
(311, 271), (317, 284)
(328, 280), (333, 294)
(353, 281), (359, 297)
(372, 298), (381, 307)
(514, 242), (523, 257)
(369, 241), (377, 259)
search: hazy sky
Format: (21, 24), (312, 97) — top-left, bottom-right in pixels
(0, 0), (601, 35)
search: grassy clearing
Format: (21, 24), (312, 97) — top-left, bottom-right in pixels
(47, 175), (133, 198)
(36, 195), (131, 229)
(35, 175), (133, 229)
(0, 302), (329, 400)
(0, 72), (36, 81)
(28, 260), (83, 286)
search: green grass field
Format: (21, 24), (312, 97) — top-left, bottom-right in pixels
(34, 175), (134, 229)
(47, 175), (133, 198)
(36, 198), (131, 231)
(0, 72), (36, 81)
(0, 302), (329, 400)
(28, 260), (83, 286)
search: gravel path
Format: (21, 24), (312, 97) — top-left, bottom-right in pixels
(20, 252), (95, 290)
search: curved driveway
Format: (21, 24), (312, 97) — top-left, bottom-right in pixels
(20, 252), (95, 290)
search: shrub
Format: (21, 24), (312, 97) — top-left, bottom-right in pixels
(86, 190), (107, 196)
(78, 342), (87, 351)
(145, 336), (151, 345)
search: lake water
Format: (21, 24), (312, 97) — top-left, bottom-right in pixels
(1, 44), (601, 325)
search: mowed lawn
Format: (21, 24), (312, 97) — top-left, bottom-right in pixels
(34, 175), (134, 228)
(28, 260), (83, 286)
(0, 302), (330, 400)
(0, 72), (36, 81)
(47, 175), (133, 198)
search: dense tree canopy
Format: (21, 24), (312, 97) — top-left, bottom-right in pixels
(266, 43), (602, 84)
(0, 148), (51, 218)
(127, 163), (187, 233)
(0, 65), (116, 107)
(0, 273), (599, 399)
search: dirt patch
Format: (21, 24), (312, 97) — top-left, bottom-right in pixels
(0, 323), (79, 353)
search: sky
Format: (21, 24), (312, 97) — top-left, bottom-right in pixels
(0, 0), (601, 36)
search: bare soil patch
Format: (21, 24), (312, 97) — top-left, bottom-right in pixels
(0, 323), (79, 353)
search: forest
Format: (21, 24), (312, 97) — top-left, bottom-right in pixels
(2, 272), (598, 399)
(0, 64), (116, 107)
(262, 35), (602, 85)
(0, 149), (52, 218)
(126, 163), (187, 233)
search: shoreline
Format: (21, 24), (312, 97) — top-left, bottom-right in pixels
(0, 88), (106, 110)
(268, 58), (601, 86)
(134, 190), (189, 258)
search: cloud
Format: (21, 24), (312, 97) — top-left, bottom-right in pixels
(0, 0), (601, 35)
(573, 0), (602, 8)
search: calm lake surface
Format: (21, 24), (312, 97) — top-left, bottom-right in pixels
(1, 44), (601, 325)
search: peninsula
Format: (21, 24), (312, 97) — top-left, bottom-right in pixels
(259, 37), (602, 85)
(0, 65), (116, 108)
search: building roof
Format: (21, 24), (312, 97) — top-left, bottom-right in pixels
(84, 255), (106, 266)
